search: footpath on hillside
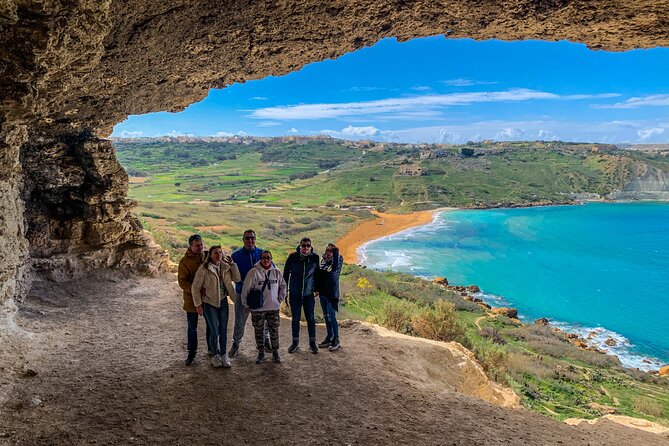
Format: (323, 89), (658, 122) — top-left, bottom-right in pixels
(1, 273), (667, 445)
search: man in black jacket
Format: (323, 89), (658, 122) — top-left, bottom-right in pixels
(283, 237), (320, 354)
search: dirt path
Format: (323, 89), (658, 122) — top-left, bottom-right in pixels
(1, 274), (667, 445)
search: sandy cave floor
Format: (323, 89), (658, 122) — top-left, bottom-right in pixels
(0, 274), (667, 446)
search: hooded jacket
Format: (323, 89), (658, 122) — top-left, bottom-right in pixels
(283, 246), (319, 299)
(241, 262), (286, 312)
(192, 260), (241, 308)
(177, 247), (206, 312)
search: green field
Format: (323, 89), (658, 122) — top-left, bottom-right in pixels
(115, 137), (669, 424)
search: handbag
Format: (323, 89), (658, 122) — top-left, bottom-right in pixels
(247, 272), (270, 310)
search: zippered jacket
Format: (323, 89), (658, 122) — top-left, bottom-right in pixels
(241, 262), (286, 312)
(192, 260), (241, 308)
(231, 246), (264, 295)
(283, 247), (319, 299)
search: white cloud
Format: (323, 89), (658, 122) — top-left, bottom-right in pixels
(287, 128), (298, 134)
(637, 127), (665, 140)
(538, 129), (558, 140)
(214, 131), (234, 137)
(162, 130), (194, 137)
(251, 96), (268, 100)
(410, 86), (431, 91)
(237, 131), (247, 136)
(343, 86), (387, 92)
(118, 130), (143, 138)
(441, 78), (497, 87)
(341, 125), (381, 137)
(256, 121), (281, 127)
(496, 128), (525, 140)
(596, 94), (669, 109)
(250, 89), (617, 121)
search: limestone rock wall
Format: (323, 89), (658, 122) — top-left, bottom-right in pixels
(1, 0), (669, 305)
(609, 164), (669, 200)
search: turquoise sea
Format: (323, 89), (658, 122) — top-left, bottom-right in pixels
(360, 202), (669, 371)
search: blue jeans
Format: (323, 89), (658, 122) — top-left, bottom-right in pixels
(290, 294), (316, 341)
(186, 311), (214, 353)
(319, 296), (339, 339)
(203, 301), (229, 356)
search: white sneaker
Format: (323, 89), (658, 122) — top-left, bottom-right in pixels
(221, 354), (232, 368)
(211, 354), (223, 368)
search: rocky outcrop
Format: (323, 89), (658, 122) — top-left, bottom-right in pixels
(1, 0), (669, 306)
(609, 163), (669, 200)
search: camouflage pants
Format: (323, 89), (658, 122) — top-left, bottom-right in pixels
(252, 310), (280, 351)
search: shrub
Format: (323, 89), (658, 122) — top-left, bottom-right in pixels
(379, 300), (415, 335)
(411, 301), (466, 344)
(472, 339), (508, 382)
(480, 326), (506, 345)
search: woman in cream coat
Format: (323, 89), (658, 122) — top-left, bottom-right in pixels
(192, 245), (240, 367)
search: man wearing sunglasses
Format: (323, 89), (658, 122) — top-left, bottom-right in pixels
(229, 229), (270, 357)
(283, 237), (320, 354)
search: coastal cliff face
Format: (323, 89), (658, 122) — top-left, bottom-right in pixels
(2, 0), (669, 306)
(610, 164), (669, 200)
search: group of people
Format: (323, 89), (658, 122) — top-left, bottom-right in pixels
(177, 229), (343, 367)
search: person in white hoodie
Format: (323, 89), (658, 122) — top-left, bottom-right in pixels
(241, 251), (286, 364)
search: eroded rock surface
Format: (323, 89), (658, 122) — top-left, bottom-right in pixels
(1, 0), (669, 304)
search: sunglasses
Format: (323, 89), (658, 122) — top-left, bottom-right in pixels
(244, 236), (256, 240)
(300, 244), (311, 248)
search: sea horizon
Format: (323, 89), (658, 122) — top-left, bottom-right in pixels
(359, 201), (669, 371)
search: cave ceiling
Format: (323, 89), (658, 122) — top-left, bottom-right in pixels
(2, 0), (669, 137)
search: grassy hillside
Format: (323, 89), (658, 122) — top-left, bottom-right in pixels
(115, 137), (669, 425)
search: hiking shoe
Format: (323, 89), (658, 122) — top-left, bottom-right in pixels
(318, 337), (332, 348)
(221, 354), (232, 368)
(228, 342), (239, 358)
(272, 350), (281, 363)
(329, 337), (341, 351)
(255, 351), (265, 364)
(185, 351), (196, 366)
(309, 340), (319, 354)
(264, 338), (273, 353)
(288, 341), (300, 354)
(211, 354), (223, 368)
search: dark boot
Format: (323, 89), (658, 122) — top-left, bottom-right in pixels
(309, 339), (319, 354)
(255, 350), (265, 364)
(185, 351), (196, 366)
(228, 342), (239, 358)
(318, 337), (332, 348)
(272, 350), (281, 363)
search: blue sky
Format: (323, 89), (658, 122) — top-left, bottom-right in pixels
(113, 37), (669, 144)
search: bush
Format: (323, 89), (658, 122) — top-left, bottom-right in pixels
(480, 326), (506, 345)
(472, 339), (508, 381)
(379, 300), (415, 335)
(411, 301), (466, 344)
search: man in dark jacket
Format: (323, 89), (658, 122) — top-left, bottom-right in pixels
(283, 237), (320, 354)
(229, 229), (270, 357)
(317, 243), (343, 351)
(177, 234), (211, 365)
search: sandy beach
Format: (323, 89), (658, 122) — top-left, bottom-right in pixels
(337, 208), (453, 264)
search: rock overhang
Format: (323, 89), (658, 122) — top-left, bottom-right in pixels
(1, 0), (668, 302)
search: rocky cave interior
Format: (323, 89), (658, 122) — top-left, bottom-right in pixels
(1, 0), (668, 311)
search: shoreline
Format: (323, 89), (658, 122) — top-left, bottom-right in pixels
(336, 208), (455, 264)
(337, 202), (669, 373)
